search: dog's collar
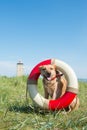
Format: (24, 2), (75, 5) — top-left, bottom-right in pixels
(44, 73), (63, 81)
(51, 73), (63, 80)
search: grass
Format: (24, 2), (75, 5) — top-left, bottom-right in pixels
(0, 76), (87, 130)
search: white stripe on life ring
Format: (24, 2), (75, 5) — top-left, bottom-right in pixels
(51, 59), (78, 93)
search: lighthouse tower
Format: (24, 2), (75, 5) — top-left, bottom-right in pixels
(17, 61), (24, 76)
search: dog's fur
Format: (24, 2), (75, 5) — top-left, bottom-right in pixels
(39, 64), (79, 112)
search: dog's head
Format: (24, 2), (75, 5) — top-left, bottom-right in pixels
(39, 64), (59, 81)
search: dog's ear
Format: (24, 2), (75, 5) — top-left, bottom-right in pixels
(54, 65), (60, 74)
(56, 69), (60, 74)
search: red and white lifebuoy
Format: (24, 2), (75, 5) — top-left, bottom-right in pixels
(27, 59), (78, 110)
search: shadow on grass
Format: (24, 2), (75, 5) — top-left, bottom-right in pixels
(8, 104), (50, 115)
(9, 105), (33, 113)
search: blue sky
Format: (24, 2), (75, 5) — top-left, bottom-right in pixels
(0, 0), (87, 78)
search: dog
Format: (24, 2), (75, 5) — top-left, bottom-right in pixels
(39, 64), (79, 112)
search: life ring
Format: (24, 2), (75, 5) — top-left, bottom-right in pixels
(27, 59), (78, 110)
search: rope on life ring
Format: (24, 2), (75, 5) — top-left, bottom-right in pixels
(27, 59), (78, 110)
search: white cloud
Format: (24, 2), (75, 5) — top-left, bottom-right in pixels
(75, 67), (87, 79)
(0, 61), (32, 77)
(24, 65), (34, 75)
(0, 61), (16, 76)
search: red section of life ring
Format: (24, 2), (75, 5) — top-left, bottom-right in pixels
(49, 92), (76, 110)
(28, 59), (77, 110)
(29, 59), (51, 81)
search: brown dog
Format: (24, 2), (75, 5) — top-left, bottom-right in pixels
(39, 64), (79, 112)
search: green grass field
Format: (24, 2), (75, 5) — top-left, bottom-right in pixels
(0, 76), (87, 130)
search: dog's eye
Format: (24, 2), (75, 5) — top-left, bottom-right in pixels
(50, 67), (53, 70)
(42, 68), (46, 71)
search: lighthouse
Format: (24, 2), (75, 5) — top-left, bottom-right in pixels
(17, 61), (24, 76)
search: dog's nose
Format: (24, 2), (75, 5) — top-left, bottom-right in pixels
(46, 72), (51, 77)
